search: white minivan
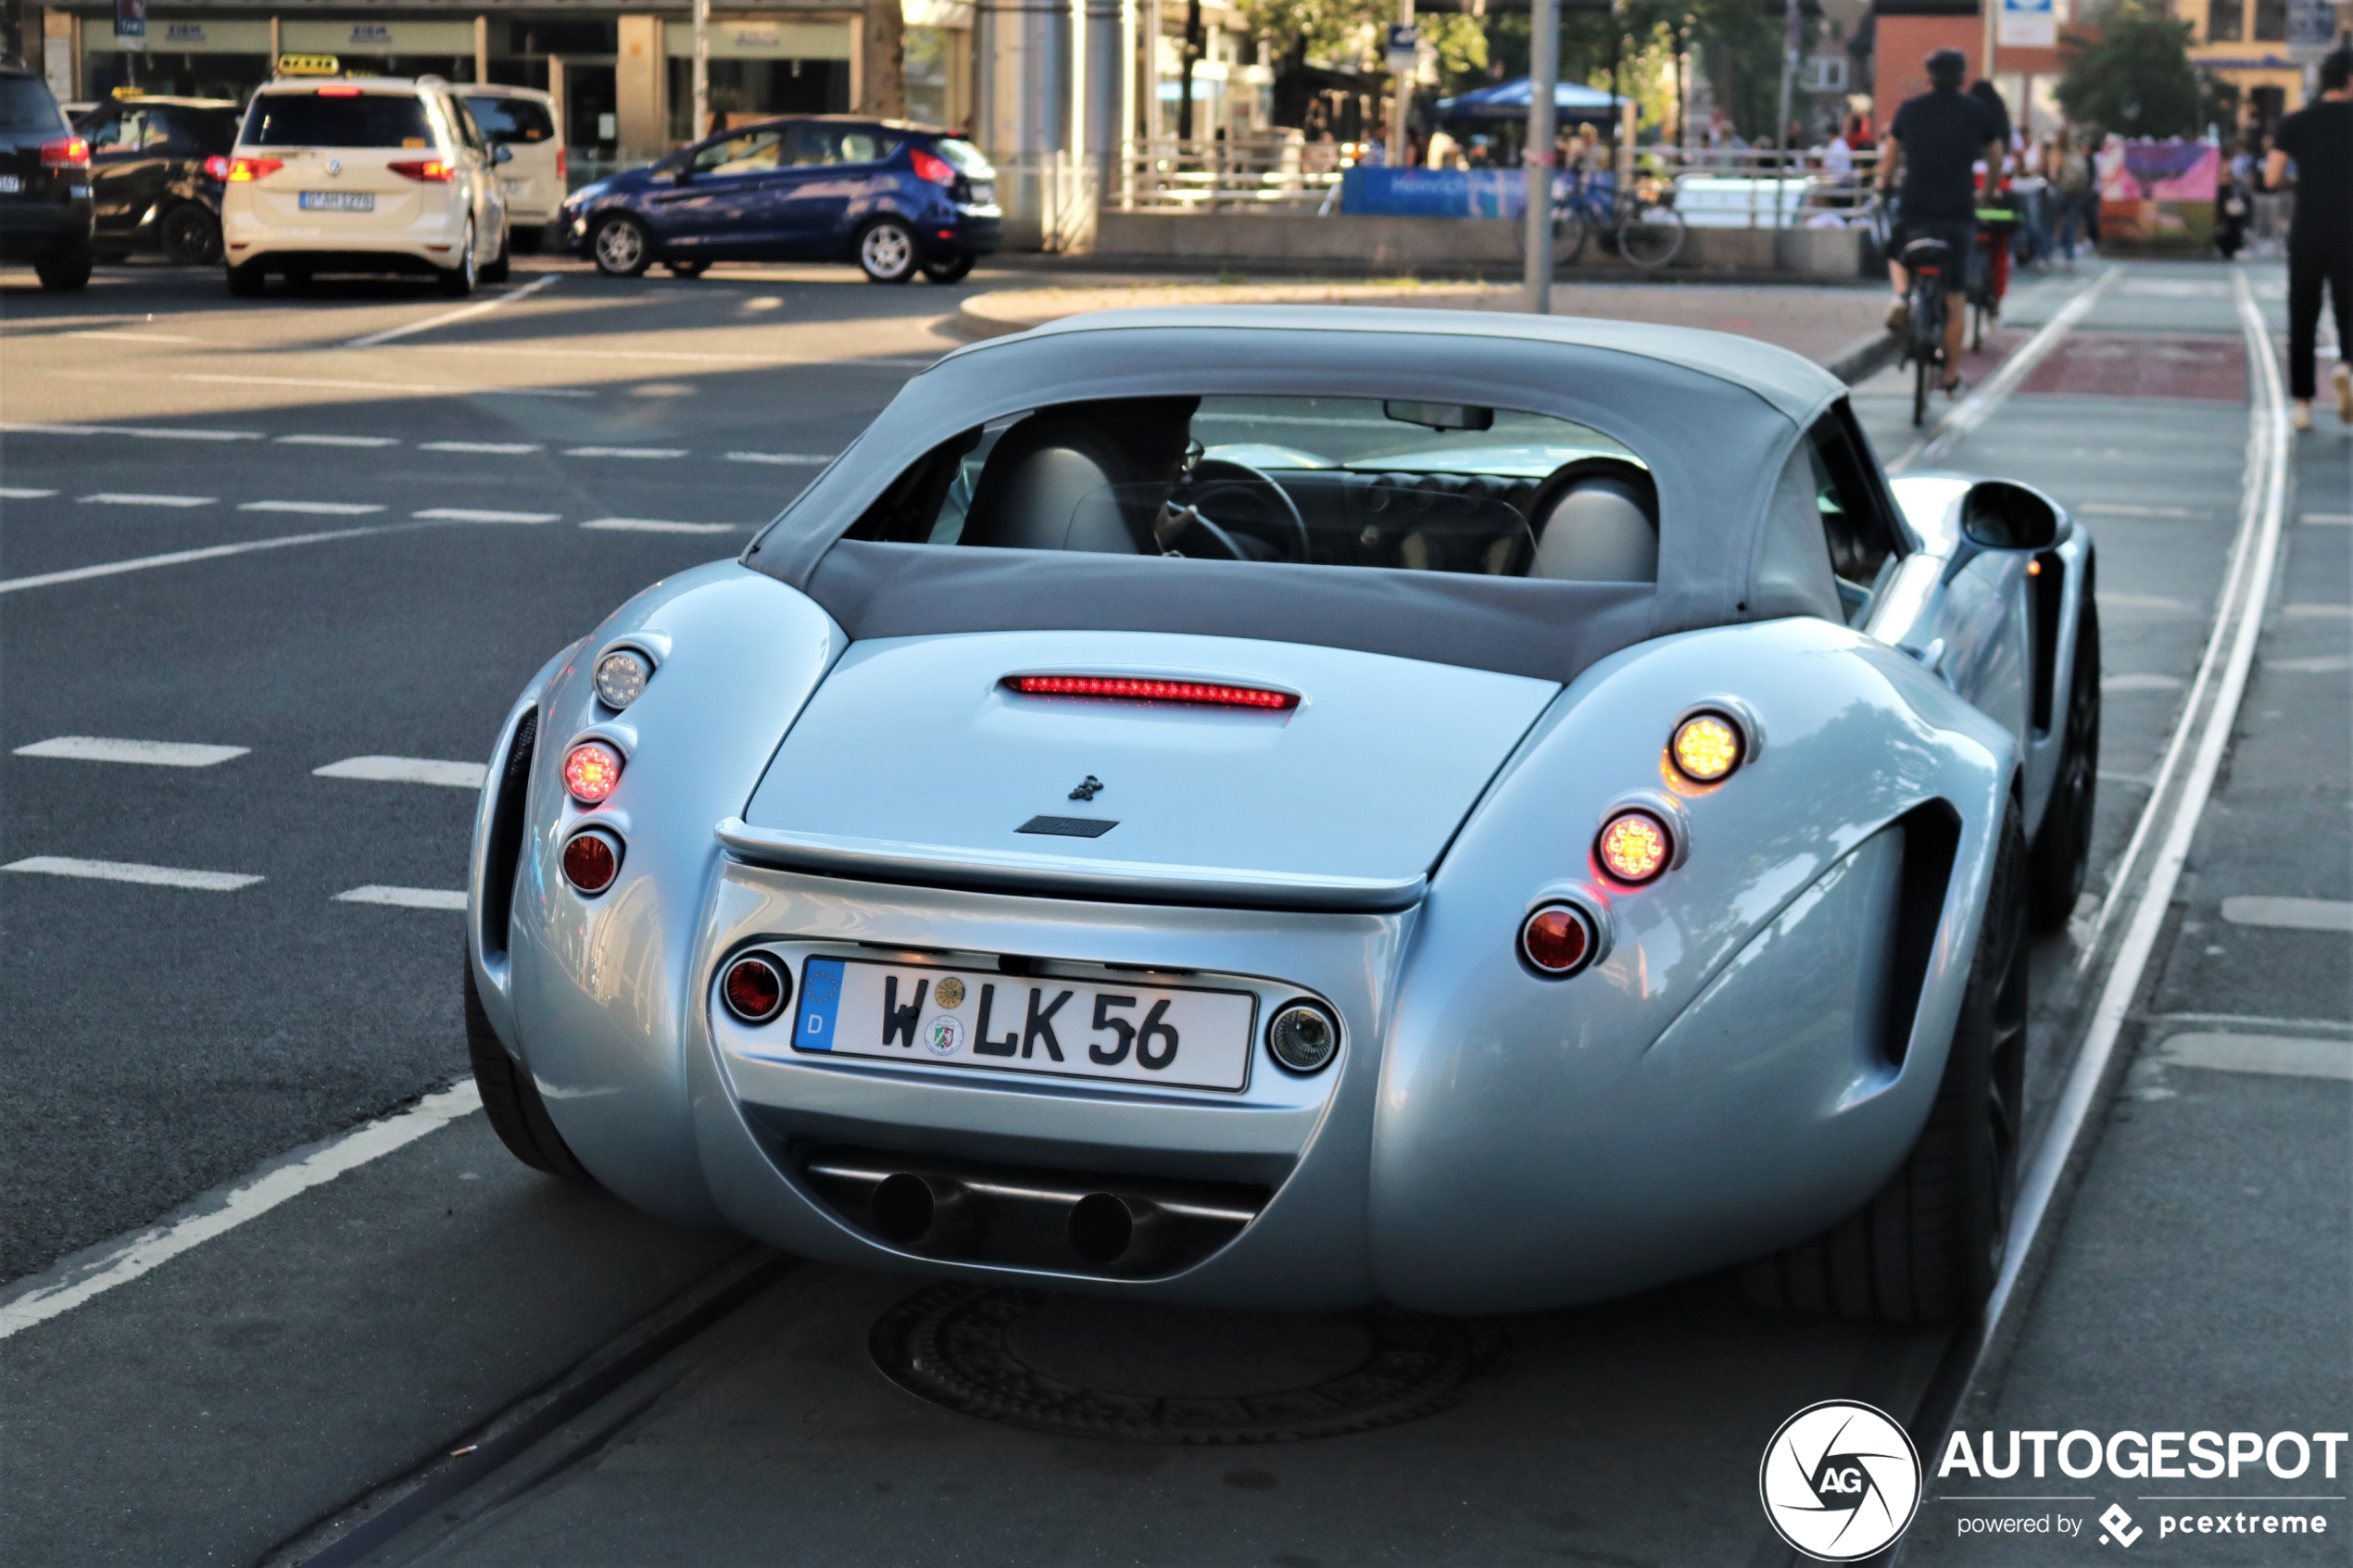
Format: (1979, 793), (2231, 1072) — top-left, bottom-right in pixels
(220, 69), (510, 297)
(460, 86), (562, 250)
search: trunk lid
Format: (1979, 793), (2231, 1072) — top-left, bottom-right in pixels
(736, 632), (1558, 909)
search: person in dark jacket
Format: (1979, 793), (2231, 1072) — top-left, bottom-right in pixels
(1880, 49), (2005, 393)
(2268, 47), (2353, 430)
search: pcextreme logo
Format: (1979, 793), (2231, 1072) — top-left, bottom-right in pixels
(1760, 1400), (1925, 1562)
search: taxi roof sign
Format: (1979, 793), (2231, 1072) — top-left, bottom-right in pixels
(276, 53), (341, 76)
(110, 84), (146, 99)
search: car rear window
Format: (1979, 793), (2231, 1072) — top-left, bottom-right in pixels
(0, 75), (67, 134)
(930, 137), (991, 176)
(464, 94), (554, 144)
(242, 92), (434, 148)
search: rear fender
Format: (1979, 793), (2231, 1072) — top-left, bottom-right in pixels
(1371, 617), (2014, 1311)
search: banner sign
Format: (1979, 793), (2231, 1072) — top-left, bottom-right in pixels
(114, 0), (147, 51)
(2286, 0), (2335, 60)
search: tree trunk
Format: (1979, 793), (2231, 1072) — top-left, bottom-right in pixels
(862, 0), (908, 118)
(1176, 0), (1202, 140)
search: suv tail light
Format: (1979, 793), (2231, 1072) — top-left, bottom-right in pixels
(227, 157), (284, 182)
(910, 148), (955, 185)
(556, 145), (568, 181)
(390, 158), (456, 182)
(39, 137), (89, 169)
(203, 155), (231, 181)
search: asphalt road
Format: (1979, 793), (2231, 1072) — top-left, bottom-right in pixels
(0, 255), (2342, 1568)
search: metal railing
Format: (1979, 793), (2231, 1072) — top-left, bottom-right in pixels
(1114, 136), (1365, 214)
(1632, 144), (1881, 230)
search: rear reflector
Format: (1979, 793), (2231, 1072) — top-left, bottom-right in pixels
(561, 829), (620, 894)
(1519, 903), (1596, 976)
(721, 954), (788, 1023)
(1003, 675), (1298, 710)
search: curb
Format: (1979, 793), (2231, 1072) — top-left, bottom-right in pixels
(1824, 327), (1903, 386)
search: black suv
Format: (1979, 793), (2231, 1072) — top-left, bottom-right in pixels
(0, 62), (93, 290)
(74, 94), (239, 264)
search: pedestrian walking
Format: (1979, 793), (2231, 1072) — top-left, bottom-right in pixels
(2267, 46), (2353, 431)
(2047, 125), (2093, 268)
(1881, 50), (2005, 393)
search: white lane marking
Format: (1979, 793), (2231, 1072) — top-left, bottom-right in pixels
(3, 856), (262, 891)
(1890, 268), (2120, 473)
(2220, 895), (2353, 932)
(411, 507), (559, 524)
(2155, 1010), (2353, 1034)
(1992, 270), (2293, 1336)
(2158, 1033), (2352, 1082)
(420, 440), (541, 454)
(2306, 512), (2352, 525)
(65, 330), (206, 344)
(581, 518), (738, 533)
(563, 445), (686, 459)
(2101, 672), (2183, 691)
(2075, 503), (2197, 518)
(725, 451), (833, 466)
(179, 373), (593, 400)
(278, 433), (400, 447)
(334, 884), (469, 910)
(2100, 593), (2200, 611)
(1, 420), (263, 441)
(2271, 654), (2353, 672)
(0, 1082), (482, 1340)
(1, 487), (57, 498)
(314, 755), (487, 788)
(2284, 601), (2353, 617)
(81, 492), (215, 508)
(240, 500), (388, 516)
(15, 736), (249, 767)
(343, 272), (561, 348)
(0, 524), (402, 595)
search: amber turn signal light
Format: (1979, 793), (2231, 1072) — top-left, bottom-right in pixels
(1519, 903), (1597, 977)
(563, 741), (623, 804)
(1669, 712), (1744, 783)
(1597, 810), (1673, 884)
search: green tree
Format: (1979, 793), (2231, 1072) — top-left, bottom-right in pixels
(2057, 0), (2205, 139)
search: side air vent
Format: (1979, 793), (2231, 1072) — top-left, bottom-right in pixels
(2030, 552), (2066, 734)
(480, 708), (538, 957)
(1881, 801), (1962, 1068)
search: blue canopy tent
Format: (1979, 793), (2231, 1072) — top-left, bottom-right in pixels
(1432, 78), (1629, 123)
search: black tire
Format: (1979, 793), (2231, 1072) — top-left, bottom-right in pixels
(592, 214), (652, 277)
(1743, 810), (2027, 1324)
(665, 258), (710, 278)
(920, 253), (975, 283)
(1616, 201), (1686, 270)
(512, 224), (545, 254)
(437, 220), (478, 296)
(2028, 595), (2101, 931)
(465, 960), (596, 1184)
(225, 258), (265, 296)
(856, 218), (919, 283)
(161, 204), (220, 266)
(1913, 352), (1932, 427)
(481, 222), (511, 284)
(34, 239), (92, 292)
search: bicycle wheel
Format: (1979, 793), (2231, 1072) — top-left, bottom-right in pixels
(1617, 201), (1686, 270)
(1557, 208), (1594, 267)
(1914, 353), (1932, 427)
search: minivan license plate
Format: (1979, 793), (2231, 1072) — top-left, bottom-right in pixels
(791, 957), (1253, 1091)
(299, 191), (374, 211)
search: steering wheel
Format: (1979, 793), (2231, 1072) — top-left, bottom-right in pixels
(1162, 458), (1311, 564)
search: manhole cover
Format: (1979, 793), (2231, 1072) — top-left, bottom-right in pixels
(871, 1283), (1503, 1443)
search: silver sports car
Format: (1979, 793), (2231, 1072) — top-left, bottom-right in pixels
(464, 308), (2098, 1323)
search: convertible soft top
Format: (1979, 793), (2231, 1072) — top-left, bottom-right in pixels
(744, 307), (1856, 683)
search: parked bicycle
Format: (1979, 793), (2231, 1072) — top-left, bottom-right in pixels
(1556, 168), (1687, 270)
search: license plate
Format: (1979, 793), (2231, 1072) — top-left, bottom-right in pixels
(792, 956), (1254, 1092)
(966, 182), (994, 207)
(298, 191), (374, 211)
(0, 175), (19, 194)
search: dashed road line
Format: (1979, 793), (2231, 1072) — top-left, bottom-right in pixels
(420, 441), (541, 455)
(4, 423), (834, 467)
(582, 518), (738, 533)
(278, 433), (399, 447)
(3, 856), (262, 891)
(180, 373), (595, 400)
(726, 451), (832, 466)
(315, 756), (486, 788)
(81, 492), (215, 507)
(2306, 512), (2351, 525)
(2219, 896), (2353, 933)
(2, 486), (57, 498)
(1889, 267), (2120, 473)
(411, 507), (560, 524)
(1, 420), (263, 441)
(15, 736), (248, 767)
(0, 524), (407, 595)
(0, 1082), (481, 1339)
(241, 500), (388, 516)
(2076, 503), (2198, 519)
(64, 330), (208, 344)
(2103, 672), (2184, 691)
(2156, 1033), (2352, 1081)
(565, 445), (686, 459)
(334, 884), (469, 910)
(2283, 602), (2353, 617)
(2270, 654), (2352, 672)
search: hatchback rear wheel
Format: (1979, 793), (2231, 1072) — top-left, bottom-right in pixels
(921, 253), (975, 283)
(593, 214), (652, 277)
(438, 219), (477, 296)
(857, 218), (918, 284)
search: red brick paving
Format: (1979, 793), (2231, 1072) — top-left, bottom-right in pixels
(2020, 334), (2248, 402)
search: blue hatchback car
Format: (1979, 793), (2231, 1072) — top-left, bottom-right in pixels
(562, 115), (1000, 284)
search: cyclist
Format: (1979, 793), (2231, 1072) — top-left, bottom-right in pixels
(1879, 48), (2006, 395)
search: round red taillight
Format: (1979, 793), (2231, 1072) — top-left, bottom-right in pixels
(561, 830), (620, 894)
(1597, 809), (1673, 885)
(722, 955), (788, 1023)
(1519, 903), (1597, 976)
(564, 741), (623, 804)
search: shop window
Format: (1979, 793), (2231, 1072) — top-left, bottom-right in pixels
(666, 57), (849, 142)
(2253, 0), (2287, 41)
(2207, 0), (2244, 42)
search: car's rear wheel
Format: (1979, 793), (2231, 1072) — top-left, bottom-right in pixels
(465, 960), (596, 1184)
(438, 220), (478, 296)
(225, 258), (265, 296)
(481, 220), (511, 284)
(161, 204), (220, 265)
(2028, 596), (2100, 931)
(592, 214), (652, 278)
(665, 258), (709, 278)
(34, 238), (92, 292)
(857, 218), (918, 284)
(1743, 809), (2026, 1324)
(920, 253), (975, 284)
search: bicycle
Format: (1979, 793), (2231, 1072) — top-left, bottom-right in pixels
(1556, 167), (1687, 270)
(1896, 236), (1954, 428)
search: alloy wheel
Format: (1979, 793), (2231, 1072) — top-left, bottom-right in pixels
(861, 222), (913, 282)
(597, 219), (645, 275)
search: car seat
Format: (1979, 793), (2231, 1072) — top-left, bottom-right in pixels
(1527, 464), (1659, 583)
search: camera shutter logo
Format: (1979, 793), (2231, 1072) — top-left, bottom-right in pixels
(1759, 1400), (1923, 1561)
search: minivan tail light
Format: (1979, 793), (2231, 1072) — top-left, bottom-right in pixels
(910, 148), (955, 185)
(203, 154), (231, 181)
(556, 146), (568, 181)
(390, 158), (456, 182)
(40, 137), (90, 169)
(1003, 674), (1299, 710)
(227, 157), (284, 182)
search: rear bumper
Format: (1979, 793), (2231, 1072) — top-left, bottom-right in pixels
(223, 242), (459, 275)
(0, 197), (93, 259)
(944, 210), (1000, 256)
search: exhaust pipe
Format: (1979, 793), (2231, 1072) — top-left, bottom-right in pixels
(1067, 1192), (1172, 1273)
(868, 1172), (975, 1251)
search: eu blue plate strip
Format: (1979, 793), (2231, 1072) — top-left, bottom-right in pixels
(797, 957), (843, 1051)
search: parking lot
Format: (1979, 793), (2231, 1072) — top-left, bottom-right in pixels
(1, 256), (2345, 1568)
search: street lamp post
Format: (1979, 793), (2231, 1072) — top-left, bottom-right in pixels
(1525, 0), (1558, 312)
(692, 0), (710, 140)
